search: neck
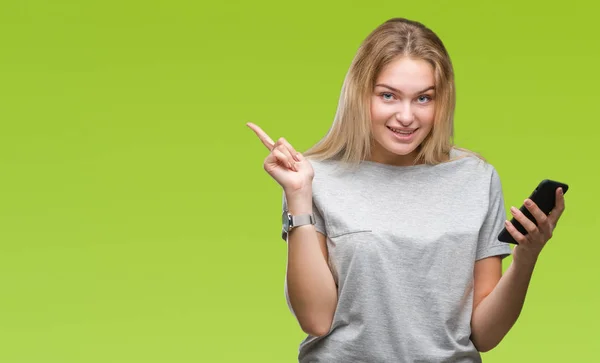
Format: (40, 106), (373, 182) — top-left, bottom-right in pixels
(368, 148), (421, 167)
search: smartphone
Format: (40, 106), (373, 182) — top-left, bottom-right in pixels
(498, 179), (569, 244)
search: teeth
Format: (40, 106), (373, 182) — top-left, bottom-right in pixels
(389, 127), (414, 134)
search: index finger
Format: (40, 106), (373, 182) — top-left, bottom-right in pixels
(523, 199), (547, 227)
(246, 122), (275, 151)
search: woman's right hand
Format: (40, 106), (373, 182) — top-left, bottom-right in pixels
(247, 122), (314, 195)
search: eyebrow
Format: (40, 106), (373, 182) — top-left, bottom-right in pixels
(375, 84), (435, 95)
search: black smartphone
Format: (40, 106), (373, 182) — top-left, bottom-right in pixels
(498, 179), (569, 244)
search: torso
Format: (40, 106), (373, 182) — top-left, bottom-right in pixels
(296, 149), (511, 362)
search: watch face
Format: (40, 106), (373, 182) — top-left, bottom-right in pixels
(282, 211), (291, 232)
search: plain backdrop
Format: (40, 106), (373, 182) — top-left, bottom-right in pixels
(0, 0), (598, 362)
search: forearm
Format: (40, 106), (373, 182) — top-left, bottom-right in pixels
(471, 256), (537, 352)
(285, 190), (338, 337)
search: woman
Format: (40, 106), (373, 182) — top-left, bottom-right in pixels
(247, 17), (565, 362)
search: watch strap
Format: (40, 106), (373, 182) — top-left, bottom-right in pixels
(290, 214), (315, 228)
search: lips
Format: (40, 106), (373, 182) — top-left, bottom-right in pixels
(387, 126), (417, 135)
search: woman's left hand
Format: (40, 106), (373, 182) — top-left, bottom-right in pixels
(505, 187), (566, 265)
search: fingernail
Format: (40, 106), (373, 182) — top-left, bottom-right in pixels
(524, 199), (532, 206)
(296, 153), (301, 161)
(559, 188), (563, 195)
(510, 206), (518, 214)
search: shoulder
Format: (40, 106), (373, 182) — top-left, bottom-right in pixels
(445, 148), (503, 191)
(306, 157), (353, 180)
(305, 158), (362, 200)
(305, 158), (337, 191)
(449, 147), (497, 174)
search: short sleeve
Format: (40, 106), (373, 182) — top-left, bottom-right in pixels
(280, 191), (327, 242)
(476, 167), (513, 260)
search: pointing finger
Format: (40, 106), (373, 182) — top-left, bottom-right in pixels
(246, 122), (275, 151)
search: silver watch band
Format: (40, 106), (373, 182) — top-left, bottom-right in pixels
(290, 214), (315, 228)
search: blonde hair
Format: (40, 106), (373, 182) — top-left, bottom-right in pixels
(304, 18), (476, 165)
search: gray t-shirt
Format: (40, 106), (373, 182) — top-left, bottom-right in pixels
(281, 148), (512, 362)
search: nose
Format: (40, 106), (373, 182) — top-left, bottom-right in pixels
(395, 103), (415, 125)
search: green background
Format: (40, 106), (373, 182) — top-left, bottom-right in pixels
(0, 0), (598, 362)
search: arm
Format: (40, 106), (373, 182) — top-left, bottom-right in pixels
(470, 256), (536, 352)
(471, 187), (566, 352)
(285, 190), (338, 337)
(245, 123), (338, 337)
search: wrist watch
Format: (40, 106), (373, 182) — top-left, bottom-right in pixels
(282, 210), (315, 235)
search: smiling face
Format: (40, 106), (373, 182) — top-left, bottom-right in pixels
(369, 56), (436, 166)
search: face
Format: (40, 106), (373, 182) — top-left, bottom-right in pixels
(369, 56), (436, 166)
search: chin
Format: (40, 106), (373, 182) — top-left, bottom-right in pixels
(375, 139), (424, 163)
(390, 147), (418, 156)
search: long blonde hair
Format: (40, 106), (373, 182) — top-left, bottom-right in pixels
(304, 18), (467, 165)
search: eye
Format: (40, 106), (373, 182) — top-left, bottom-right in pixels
(417, 95), (433, 103)
(381, 92), (395, 101)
